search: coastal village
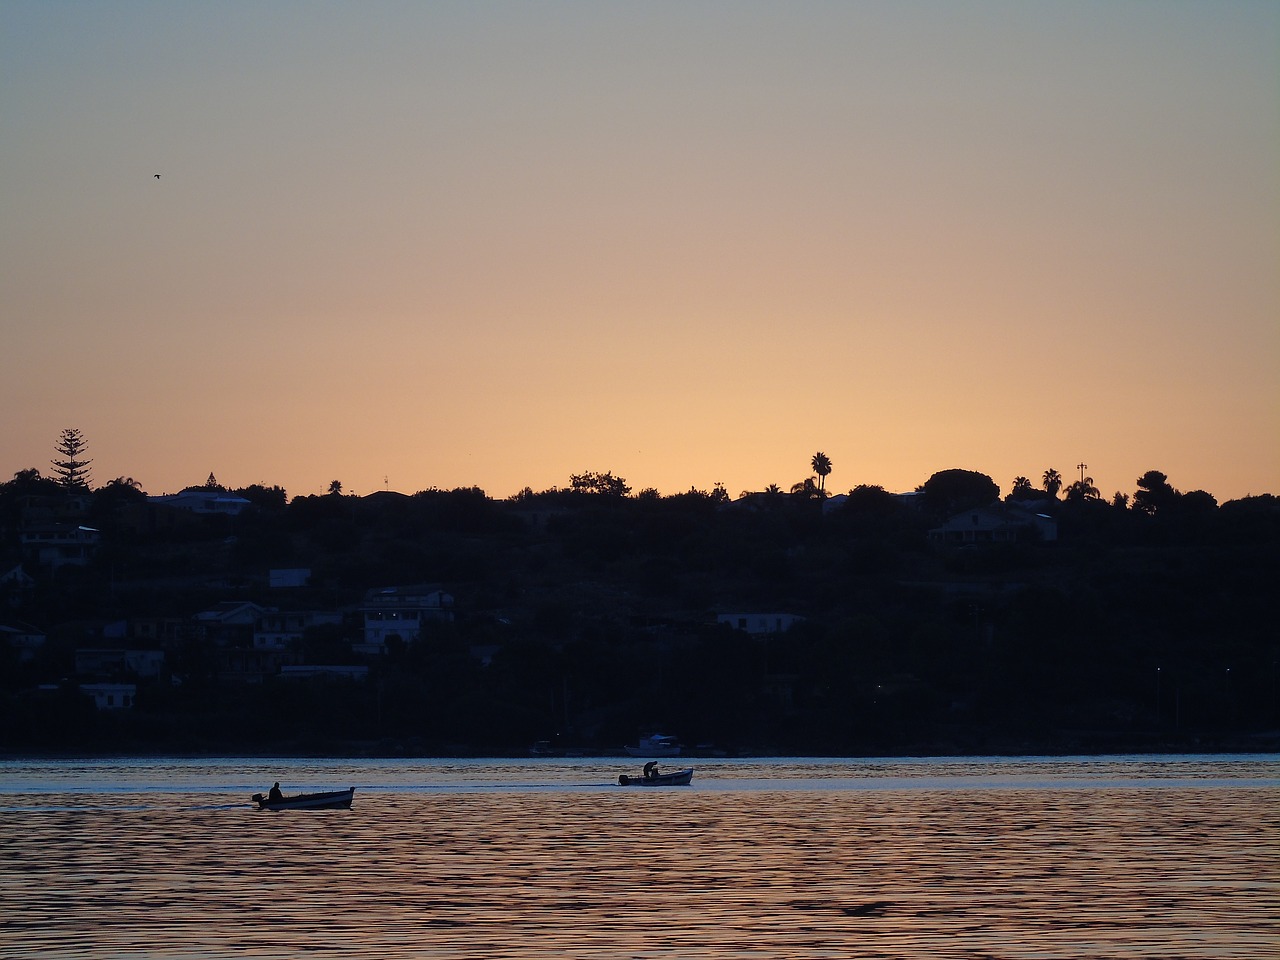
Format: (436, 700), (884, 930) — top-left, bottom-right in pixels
(2, 446), (1277, 756)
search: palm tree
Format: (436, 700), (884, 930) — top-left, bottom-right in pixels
(791, 477), (820, 498)
(810, 452), (833, 496)
(1042, 468), (1062, 498)
(1011, 476), (1034, 499)
(1064, 477), (1100, 502)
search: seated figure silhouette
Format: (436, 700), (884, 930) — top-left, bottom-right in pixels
(267, 782), (284, 802)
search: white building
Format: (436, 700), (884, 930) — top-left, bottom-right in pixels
(716, 613), (804, 635)
(2, 623), (46, 662)
(928, 502), (1058, 544)
(19, 524), (101, 568)
(358, 585), (454, 653)
(147, 489), (252, 516)
(80, 682), (137, 710)
(253, 610), (342, 651)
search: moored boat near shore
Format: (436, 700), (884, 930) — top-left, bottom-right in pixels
(623, 733), (682, 757)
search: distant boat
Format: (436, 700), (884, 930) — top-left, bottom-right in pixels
(624, 733), (682, 757)
(252, 787), (354, 811)
(618, 767), (694, 787)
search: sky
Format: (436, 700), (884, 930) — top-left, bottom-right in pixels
(2, 1), (1276, 503)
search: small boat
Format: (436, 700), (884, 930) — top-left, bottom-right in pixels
(251, 787), (355, 811)
(624, 733), (682, 757)
(618, 767), (694, 787)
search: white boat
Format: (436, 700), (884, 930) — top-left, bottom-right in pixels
(624, 733), (682, 757)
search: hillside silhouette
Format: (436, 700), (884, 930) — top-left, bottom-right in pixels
(1, 461), (1277, 756)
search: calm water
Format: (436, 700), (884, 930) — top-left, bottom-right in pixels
(0, 755), (1276, 959)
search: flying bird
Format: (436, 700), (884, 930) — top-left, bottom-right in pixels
(154, 174), (160, 179)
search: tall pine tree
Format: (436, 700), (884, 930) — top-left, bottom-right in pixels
(51, 428), (93, 490)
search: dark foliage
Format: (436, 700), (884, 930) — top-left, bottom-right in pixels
(0, 471), (1276, 756)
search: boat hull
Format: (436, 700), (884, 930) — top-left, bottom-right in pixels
(618, 768), (693, 787)
(252, 788), (355, 811)
(623, 744), (681, 757)
(624, 735), (682, 757)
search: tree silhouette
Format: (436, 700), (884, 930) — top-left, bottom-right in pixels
(1065, 476), (1100, 502)
(1133, 470), (1178, 516)
(1042, 468), (1062, 498)
(569, 470), (631, 497)
(1011, 476), (1034, 498)
(921, 469), (1000, 517)
(328, 480), (344, 496)
(51, 428), (92, 489)
(810, 452), (832, 496)
(791, 477), (820, 498)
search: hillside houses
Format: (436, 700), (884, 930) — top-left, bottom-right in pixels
(357, 585), (454, 654)
(928, 502), (1057, 545)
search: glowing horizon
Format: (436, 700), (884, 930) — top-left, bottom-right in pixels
(3, 2), (1276, 504)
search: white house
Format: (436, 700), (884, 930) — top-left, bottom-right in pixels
(74, 648), (165, 679)
(0, 563), (35, 590)
(1, 623), (46, 662)
(79, 682), (136, 710)
(253, 610), (342, 651)
(358, 584), (454, 653)
(195, 601), (271, 646)
(19, 523), (101, 568)
(717, 613), (804, 635)
(928, 502), (1057, 544)
(147, 489), (252, 516)
(279, 665), (369, 681)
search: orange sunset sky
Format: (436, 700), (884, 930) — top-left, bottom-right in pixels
(2, 2), (1276, 503)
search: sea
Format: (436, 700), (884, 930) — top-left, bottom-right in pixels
(0, 755), (1276, 959)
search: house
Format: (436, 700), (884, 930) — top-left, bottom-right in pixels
(253, 610), (342, 651)
(19, 523), (101, 569)
(79, 682), (136, 710)
(357, 584), (454, 654)
(928, 502), (1057, 545)
(269, 568), (312, 589)
(74, 648), (165, 680)
(0, 563), (36, 590)
(279, 664), (369, 681)
(213, 647), (288, 683)
(717, 613), (804, 635)
(147, 489), (252, 516)
(1, 564), (36, 608)
(130, 617), (192, 648)
(194, 601), (272, 646)
(1, 623), (46, 662)
(15, 493), (92, 526)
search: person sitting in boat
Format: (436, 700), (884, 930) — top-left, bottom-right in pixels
(267, 782), (284, 802)
(643, 761), (658, 779)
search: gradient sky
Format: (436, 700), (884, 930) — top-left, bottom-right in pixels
(3, 1), (1276, 502)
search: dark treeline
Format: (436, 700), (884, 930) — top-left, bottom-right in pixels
(1, 458), (1277, 757)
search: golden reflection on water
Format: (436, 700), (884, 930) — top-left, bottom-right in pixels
(1, 776), (1277, 959)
